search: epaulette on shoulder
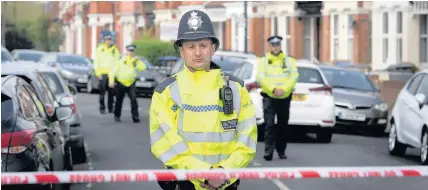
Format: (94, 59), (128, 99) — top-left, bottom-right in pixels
(225, 73), (244, 87)
(154, 76), (176, 93)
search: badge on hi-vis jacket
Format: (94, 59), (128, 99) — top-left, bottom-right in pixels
(221, 119), (238, 130)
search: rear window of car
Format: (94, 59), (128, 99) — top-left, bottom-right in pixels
(297, 67), (324, 84)
(58, 54), (91, 65)
(41, 72), (65, 96)
(1, 94), (15, 133)
(15, 52), (43, 62)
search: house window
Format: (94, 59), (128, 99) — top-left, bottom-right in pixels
(368, 12), (372, 63)
(396, 12), (403, 62)
(420, 15), (428, 63)
(348, 14), (354, 61)
(382, 12), (389, 63)
(331, 14), (339, 60)
(271, 16), (278, 35)
(284, 16), (291, 54)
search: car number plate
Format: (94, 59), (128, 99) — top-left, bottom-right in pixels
(77, 78), (88, 83)
(136, 81), (152, 88)
(338, 112), (366, 121)
(292, 94), (307, 101)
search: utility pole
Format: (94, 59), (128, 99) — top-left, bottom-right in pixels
(244, 1), (248, 53)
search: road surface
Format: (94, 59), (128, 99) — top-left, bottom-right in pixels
(71, 93), (427, 190)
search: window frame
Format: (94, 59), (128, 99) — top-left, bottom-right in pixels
(330, 14), (340, 61)
(406, 73), (425, 95)
(347, 14), (354, 61)
(382, 12), (389, 64)
(420, 15), (428, 64)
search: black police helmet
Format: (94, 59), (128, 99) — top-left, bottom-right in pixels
(174, 10), (220, 51)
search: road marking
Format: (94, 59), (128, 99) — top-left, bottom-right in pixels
(252, 161), (291, 190)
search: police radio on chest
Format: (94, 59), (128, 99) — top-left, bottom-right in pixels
(220, 73), (234, 115)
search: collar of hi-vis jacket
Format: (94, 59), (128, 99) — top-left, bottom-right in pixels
(267, 51), (286, 61)
(180, 62), (223, 93)
(100, 44), (116, 52)
(123, 56), (136, 65)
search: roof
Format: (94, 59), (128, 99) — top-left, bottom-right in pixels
(1, 62), (42, 75)
(11, 49), (46, 54)
(295, 59), (321, 69)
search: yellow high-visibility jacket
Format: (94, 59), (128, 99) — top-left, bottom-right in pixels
(256, 52), (299, 99)
(108, 55), (146, 87)
(149, 63), (257, 189)
(93, 44), (120, 77)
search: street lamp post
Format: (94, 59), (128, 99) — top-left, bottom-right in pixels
(244, 1), (248, 53)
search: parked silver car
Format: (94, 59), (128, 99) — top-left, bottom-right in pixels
(36, 64), (87, 164)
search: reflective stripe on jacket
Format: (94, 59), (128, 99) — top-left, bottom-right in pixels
(256, 52), (299, 99)
(149, 63), (257, 190)
(93, 44), (120, 77)
(109, 56), (146, 87)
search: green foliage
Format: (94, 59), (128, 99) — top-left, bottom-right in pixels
(5, 25), (35, 50)
(133, 36), (179, 65)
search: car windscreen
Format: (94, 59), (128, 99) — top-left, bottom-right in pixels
(41, 72), (65, 96)
(58, 54), (91, 65)
(1, 50), (12, 62)
(15, 52), (43, 62)
(321, 68), (376, 92)
(297, 67), (325, 84)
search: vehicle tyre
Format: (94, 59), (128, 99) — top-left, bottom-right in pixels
(421, 128), (428, 165)
(316, 129), (332, 143)
(64, 143), (73, 171)
(388, 123), (407, 156)
(257, 124), (265, 142)
(87, 79), (93, 93)
(72, 144), (87, 164)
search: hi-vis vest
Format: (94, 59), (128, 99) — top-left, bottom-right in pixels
(256, 52), (299, 99)
(149, 63), (257, 190)
(94, 44), (120, 77)
(109, 56), (146, 87)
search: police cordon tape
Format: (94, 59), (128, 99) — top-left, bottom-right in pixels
(2, 166), (428, 185)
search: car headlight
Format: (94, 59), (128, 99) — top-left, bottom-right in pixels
(374, 103), (388, 111)
(140, 77), (146, 81)
(60, 69), (76, 79)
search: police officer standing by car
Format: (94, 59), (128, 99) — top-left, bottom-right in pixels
(150, 10), (257, 190)
(257, 35), (299, 161)
(94, 33), (120, 114)
(109, 44), (146, 123)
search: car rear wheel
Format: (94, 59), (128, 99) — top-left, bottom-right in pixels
(72, 143), (87, 164)
(316, 129), (332, 143)
(421, 129), (428, 165)
(388, 123), (407, 156)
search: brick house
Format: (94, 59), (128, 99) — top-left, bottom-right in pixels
(57, 1), (427, 68)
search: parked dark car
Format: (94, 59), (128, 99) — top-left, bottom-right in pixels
(11, 49), (46, 63)
(36, 64), (87, 164)
(1, 63), (75, 170)
(40, 52), (93, 92)
(319, 65), (389, 135)
(1, 75), (72, 190)
(87, 56), (166, 96)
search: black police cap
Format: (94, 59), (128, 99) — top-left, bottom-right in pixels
(174, 10), (220, 50)
(267, 35), (283, 44)
(126, 45), (136, 51)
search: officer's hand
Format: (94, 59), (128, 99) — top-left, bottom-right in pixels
(273, 88), (285, 97)
(108, 83), (115, 88)
(201, 179), (229, 189)
(98, 76), (102, 80)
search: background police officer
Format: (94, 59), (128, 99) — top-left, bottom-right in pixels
(150, 10), (257, 190)
(109, 44), (146, 123)
(94, 33), (120, 114)
(256, 35), (299, 161)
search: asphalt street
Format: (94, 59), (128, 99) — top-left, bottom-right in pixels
(71, 93), (427, 190)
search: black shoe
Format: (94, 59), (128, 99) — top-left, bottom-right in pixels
(100, 110), (106, 114)
(115, 117), (121, 122)
(278, 154), (288, 160)
(133, 118), (140, 123)
(263, 155), (273, 161)
(109, 110), (114, 114)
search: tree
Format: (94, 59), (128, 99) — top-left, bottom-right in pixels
(4, 24), (34, 51)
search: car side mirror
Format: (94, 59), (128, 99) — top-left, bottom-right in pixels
(67, 84), (77, 95)
(415, 93), (427, 109)
(55, 106), (73, 121)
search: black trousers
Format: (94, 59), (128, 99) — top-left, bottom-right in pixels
(263, 93), (292, 156)
(114, 82), (139, 120)
(99, 74), (114, 112)
(158, 180), (240, 190)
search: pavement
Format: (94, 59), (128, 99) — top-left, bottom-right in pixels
(71, 93), (428, 190)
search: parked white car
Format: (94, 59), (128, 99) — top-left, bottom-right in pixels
(233, 59), (336, 143)
(388, 70), (428, 165)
